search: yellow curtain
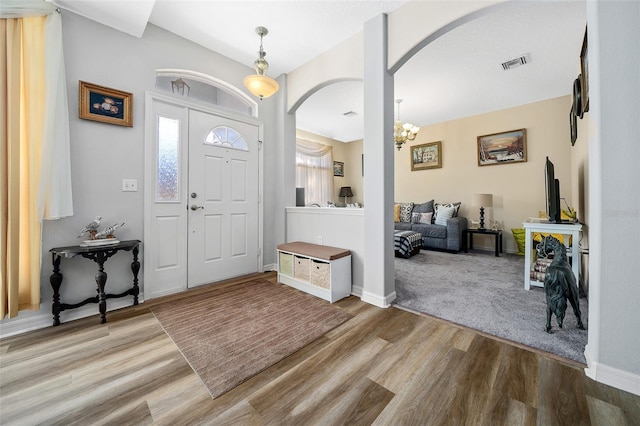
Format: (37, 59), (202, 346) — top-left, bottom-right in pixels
(0, 15), (45, 318)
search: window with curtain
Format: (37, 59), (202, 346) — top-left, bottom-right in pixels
(295, 139), (334, 206)
(1, 2), (72, 319)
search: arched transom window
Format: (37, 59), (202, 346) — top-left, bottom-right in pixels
(205, 126), (248, 151)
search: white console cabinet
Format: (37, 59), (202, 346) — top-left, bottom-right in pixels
(277, 241), (352, 303)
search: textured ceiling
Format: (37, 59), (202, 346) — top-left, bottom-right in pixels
(297, 1), (587, 142)
(148, 0), (410, 78)
(52, 0), (587, 143)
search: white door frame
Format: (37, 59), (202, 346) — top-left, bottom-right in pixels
(143, 91), (264, 299)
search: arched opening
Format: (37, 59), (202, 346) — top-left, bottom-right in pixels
(390, 1), (588, 363)
(293, 79), (365, 206)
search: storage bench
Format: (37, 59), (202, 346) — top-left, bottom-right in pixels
(276, 241), (351, 303)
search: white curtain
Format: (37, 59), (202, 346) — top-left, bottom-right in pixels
(1, 0), (73, 220)
(296, 139), (334, 206)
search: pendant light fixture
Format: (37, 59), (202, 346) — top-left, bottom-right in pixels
(394, 99), (419, 150)
(243, 26), (279, 100)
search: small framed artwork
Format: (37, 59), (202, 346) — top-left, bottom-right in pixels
(570, 108), (577, 146)
(411, 141), (442, 171)
(79, 81), (133, 127)
(477, 128), (527, 166)
(333, 161), (344, 177)
(580, 27), (589, 115)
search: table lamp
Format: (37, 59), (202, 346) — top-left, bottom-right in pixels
(472, 193), (493, 230)
(339, 186), (353, 204)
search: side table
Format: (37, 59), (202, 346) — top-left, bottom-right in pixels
(463, 229), (503, 257)
(49, 239), (141, 325)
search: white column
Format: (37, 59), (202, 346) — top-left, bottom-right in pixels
(273, 74), (296, 249)
(584, 0), (640, 396)
(362, 14), (395, 307)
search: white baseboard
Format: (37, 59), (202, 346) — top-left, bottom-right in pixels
(263, 263), (277, 272)
(352, 285), (396, 308)
(585, 344), (640, 396)
(0, 297), (143, 339)
(351, 285), (363, 298)
(147, 286), (186, 300)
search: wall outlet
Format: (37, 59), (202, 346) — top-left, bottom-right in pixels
(317, 236), (323, 244)
(122, 179), (138, 192)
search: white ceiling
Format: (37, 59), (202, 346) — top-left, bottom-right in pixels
(52, 0), (586, 142)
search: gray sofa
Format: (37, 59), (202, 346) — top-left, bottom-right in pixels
(394, 200), (468, 252)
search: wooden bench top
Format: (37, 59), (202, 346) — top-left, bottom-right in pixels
(277, 241), (351, 261)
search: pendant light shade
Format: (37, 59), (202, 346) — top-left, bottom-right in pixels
(243, 26), (279, 100)
(243, 74), (279, 99)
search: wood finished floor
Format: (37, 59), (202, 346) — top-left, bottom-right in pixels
(1, 272), (638, 425)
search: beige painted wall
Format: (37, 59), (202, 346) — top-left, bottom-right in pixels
(298, 95), (580, 254)
(296, 130), (364, 205)
(394, 95), (575, 254)
(343, 139), (364, 205)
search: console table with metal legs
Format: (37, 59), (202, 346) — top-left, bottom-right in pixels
(49, 239), (141, 326)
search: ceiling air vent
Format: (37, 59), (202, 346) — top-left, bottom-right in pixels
(501, 54), (529, 71)
(343, 111), (357, 117)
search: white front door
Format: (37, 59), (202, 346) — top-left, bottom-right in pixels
(187, 110), (260, 286)
(144, 94), (262, 298)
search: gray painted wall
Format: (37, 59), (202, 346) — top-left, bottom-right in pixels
(4, 11), (280, 329)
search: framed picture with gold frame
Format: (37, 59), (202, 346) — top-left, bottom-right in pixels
(411, 141), (442, 171)
(79, 81), (133, 127)
(477, 129), (526, 166)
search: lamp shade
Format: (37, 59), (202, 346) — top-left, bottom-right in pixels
(339, 186), (353, 198)
(472, 193), (493, 207)
(243, 75), (279, 100)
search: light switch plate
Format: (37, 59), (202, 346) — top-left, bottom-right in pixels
(122, 179), (138, 192)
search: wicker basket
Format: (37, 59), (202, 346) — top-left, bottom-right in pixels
(293, 255), (310, 282)
(310, 259), (330, 289)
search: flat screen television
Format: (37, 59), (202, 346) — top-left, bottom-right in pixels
(545, 156), (562, 223)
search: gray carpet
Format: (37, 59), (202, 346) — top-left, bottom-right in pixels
(394, 250), (588, 363)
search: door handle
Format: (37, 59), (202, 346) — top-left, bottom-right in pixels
(190, 205), (204, 211)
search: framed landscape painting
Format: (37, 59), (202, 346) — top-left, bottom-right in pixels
(477, 129), (526, 166)
(411, 141), (442, 171)
(79, 81), (133, 127)
(333, 161), (344, 177)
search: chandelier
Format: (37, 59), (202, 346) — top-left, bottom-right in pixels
(394, 99), (419, 150)
(243, 26), (280, 100)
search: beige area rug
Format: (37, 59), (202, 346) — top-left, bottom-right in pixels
(151, 279), (352, 399)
